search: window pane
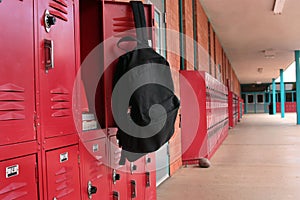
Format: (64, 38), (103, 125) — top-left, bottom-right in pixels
(154, 10), (161, 55)
(265, 93), (269, 103)
(248, 95), (254, 103)
(257, 94), (264, 103)
(286, 93), (292, 102)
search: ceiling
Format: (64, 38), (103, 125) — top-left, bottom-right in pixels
(199, 0), (300, 84)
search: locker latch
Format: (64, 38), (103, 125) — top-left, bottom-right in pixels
(145, 172), (151, 187)
(112, 169), (121, 184)
(44, 39), (54, 72)
(130, 163), (137, 174)
(87, 181), (97, 199)
(113, 191), (119, 200)
(130, 180), (136, 198)
(44, 9), (56, 33)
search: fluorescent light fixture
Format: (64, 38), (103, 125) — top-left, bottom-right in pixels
(264, 49), (276, 58)
(273, 0), (286, 14)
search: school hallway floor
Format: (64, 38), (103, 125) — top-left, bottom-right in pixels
(157, 113), (300, 200)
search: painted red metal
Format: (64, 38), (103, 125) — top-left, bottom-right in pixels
(108, 132), (130, 200)
(38, 0), (77, 139)
(0, 0), (36, 146)
(0, 155), (39, 200)
(180, 71), (229, 164)
(144, 153), (157, 200)
(180, 71), (208, 164)
(228, 91), (239, 127)
(100, 1), (154, 128)
(45, 145), (81, 200)
(276, 102), (296, 113)
(80, 138), (109, 200)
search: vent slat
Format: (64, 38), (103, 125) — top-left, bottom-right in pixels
(49, 2), (68, 14)
(0, 102), (25, 111)
(0, 112), (25, 121)
(0, 93), (24, 101)
(0, 83), (24, 92)
(53, 0), (68, 7)
(49, 10), (68, 22)
(52, 110), (71, 118)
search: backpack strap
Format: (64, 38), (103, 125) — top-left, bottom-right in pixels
(130, 1), (149, 46)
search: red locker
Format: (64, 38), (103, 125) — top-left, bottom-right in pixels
(228, 91), (235, 128)
(129, 158), (146, 200)
(108, 132), (130, 200)
(100, 1), (154, 128)
(80, 138), (109, 200)
(180, 71), (229, 164)
(0, 155), (39, 200)
(144, 154), (156, 200)
(38, 0), (78, 138)
(180, 71), (208, 164)
(0, 0), (36, 146)
(45, 145), (81, 200)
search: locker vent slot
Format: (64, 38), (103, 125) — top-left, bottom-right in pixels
(50, 88), (71, 118)
(113, 17), (136, 38)
(0, 182), (28, 199)
(0, 83), (25, 121)
(49, 0), (68, 22)
(54, 167), (75, 198)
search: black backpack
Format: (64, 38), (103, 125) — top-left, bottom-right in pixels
(112, 1), (180, 163)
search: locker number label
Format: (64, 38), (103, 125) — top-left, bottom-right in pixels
(92, 144), (99, 152)
(6, 165), (19, 178)
(60, 152), (69, 163)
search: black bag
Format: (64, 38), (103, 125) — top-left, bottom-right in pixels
(112, 1), (180, 163)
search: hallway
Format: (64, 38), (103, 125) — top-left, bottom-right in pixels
(157, 113), (300, 200)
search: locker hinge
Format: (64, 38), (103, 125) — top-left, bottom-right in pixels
(78, 154), (80, 164)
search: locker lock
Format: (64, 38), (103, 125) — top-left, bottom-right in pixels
(130, 163), (137, 174)
(44, 10), (56, 32)
(112, 169), (121, 184)
(87, 181), (98, 199)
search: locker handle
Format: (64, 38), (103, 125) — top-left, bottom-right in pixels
(131, 180), (136, 198)
(146, 172), (150, 187)
(113, 191), (119, 200)
(44, 39), (54, 72)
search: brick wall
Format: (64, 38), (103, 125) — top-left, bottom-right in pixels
(165, 0), (182, 176)
(183, 0), (194, 70)
(196, 1), (209, 72)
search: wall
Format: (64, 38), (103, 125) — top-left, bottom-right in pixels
(165, 0), (182, 176)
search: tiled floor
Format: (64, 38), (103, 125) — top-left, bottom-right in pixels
(157, 113), (300, 200)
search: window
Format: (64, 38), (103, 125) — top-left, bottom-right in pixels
(257, 94), (264, 103)
(286, 92), (293, 102)
(248, 95), (254, 104)
(265, 93), (269, 103)
(285, 83), (294, 91)
(154, 10), (162, 55)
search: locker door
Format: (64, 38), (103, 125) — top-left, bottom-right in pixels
(129, 158), (146, 200)
(38, 0), (77, 138)
(101, 1), (153, 127)
(46, 145), (81, 200)
(145, 153), (156, 200)
(0, 0), (36, 145)
(0, 155), (39, 200)
(109, 135), (130, 200)
(80, 138), (109, 200)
